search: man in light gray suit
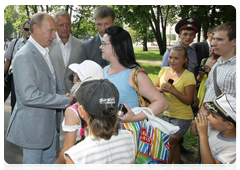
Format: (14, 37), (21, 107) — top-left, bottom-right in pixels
(79, 6), (115, 68)
(49, 11), (82, 94)
(5, 12), (76, 164)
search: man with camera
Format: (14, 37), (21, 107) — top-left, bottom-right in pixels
(4, 20), (31, 112)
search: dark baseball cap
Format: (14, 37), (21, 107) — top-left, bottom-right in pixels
(75, 76), (119, 118)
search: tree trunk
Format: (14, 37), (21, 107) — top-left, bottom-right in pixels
(142, 26), (148, 51)
(25, 5), (30, 18)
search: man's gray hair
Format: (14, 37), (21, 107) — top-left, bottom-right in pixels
(54, 11), (71, 22)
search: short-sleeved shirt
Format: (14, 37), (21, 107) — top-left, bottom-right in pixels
(62, 103), (87, 143)
(161, 42), (198, 73)
(203, 56), (236, 103)
(104, 65), (139, 109)
(64, 129), (136, 164)
(4, 37), (27, 60)
(208, 129), (236, 164)
(158, 67), (196, 120)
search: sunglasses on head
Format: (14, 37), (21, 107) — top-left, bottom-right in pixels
(23, 28), (30, 31)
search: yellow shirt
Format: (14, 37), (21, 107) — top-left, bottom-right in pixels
(158, 67), (196, 120)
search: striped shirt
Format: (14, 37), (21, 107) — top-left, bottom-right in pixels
(64, 129), (136, 164)
(203, 56), (236, 103)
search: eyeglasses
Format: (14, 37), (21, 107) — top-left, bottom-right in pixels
(23, 28), (30, 32)
(101, 42), (111, 47)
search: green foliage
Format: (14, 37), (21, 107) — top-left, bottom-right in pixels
(4, 5), (19, 39)
(178, 5), (236, 41)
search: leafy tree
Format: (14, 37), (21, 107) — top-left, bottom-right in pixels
(4, 5), (18, 40)
(178, 5), (236, 41)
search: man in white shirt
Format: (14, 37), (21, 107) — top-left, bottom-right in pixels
(200, 22), (236, 111)
(49, 11), (82, 94)
(5, 12), (76, 164)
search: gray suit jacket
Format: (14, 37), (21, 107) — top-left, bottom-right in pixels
(5, 41), (70, 149)
(79, 35), (109, 68)
(49, 36), (82, 94)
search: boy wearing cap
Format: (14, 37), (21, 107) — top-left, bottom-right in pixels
(193, 94), (236, 164)
(64, 77), (136, 164)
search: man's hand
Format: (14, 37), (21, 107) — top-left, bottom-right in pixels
(65, 93), (77, 105)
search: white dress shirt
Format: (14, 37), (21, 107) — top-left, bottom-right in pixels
(28, 36), (56, 81)
(56, 32), (72, 67)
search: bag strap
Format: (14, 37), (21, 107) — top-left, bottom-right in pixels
(213, 66), (222, 97)
(132, 67), (148, 107)
(6, 38), (19, 73)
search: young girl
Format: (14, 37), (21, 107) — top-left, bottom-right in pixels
(65, 77), (136, 164)
(54, 60), (104, 164)
(155, 46), (196, 164)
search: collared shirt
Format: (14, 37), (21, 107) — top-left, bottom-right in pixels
(203, 56), (236, 102)
(161, 42), (198, 73)
(207, 39), (210, 47)
(4, 37), (27, 60)
(28, 36), (56, 81)
(56, 32), (72, 67)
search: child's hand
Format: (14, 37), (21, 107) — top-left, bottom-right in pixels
(195, 114), (208, 138)
(161, 82), (176, 94)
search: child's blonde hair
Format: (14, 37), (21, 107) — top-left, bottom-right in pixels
(170, 46), (189, 70)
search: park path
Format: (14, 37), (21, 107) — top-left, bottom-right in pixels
(137, 60), (162, 65)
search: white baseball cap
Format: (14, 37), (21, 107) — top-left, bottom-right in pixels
(204, 93), (236, 126)
(69, 60), (104, 81)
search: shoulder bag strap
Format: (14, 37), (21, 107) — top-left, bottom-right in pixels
(132, 67), (148, 107)
(213, 66), (222, 97)
(6, 38), (19, 73)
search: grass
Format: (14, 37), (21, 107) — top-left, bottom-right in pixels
(134, 47), (163, 61)
(138, 63), (160, 84)
(134, 47), (198, 163)
(134, 47), (163, 84)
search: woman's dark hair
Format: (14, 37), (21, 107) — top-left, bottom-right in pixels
(88, 108), (120, 140)
(105, 26), (140, 68)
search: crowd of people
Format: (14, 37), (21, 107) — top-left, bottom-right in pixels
(4, 5), (236, 165)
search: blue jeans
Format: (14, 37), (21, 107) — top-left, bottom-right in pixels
(22, 128), (57, 164)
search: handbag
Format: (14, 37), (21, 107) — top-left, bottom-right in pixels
(4, 38), (19, 102)
(122, 66), (179, 164)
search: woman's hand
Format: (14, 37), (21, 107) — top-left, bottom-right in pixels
(117, 104), (139, 123)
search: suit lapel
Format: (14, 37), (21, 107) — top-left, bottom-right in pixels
(28, 42), (56, 84)
(68, 37), (77, 66)
(50, 39), (64, 64)
(93, 35), (101, 51)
